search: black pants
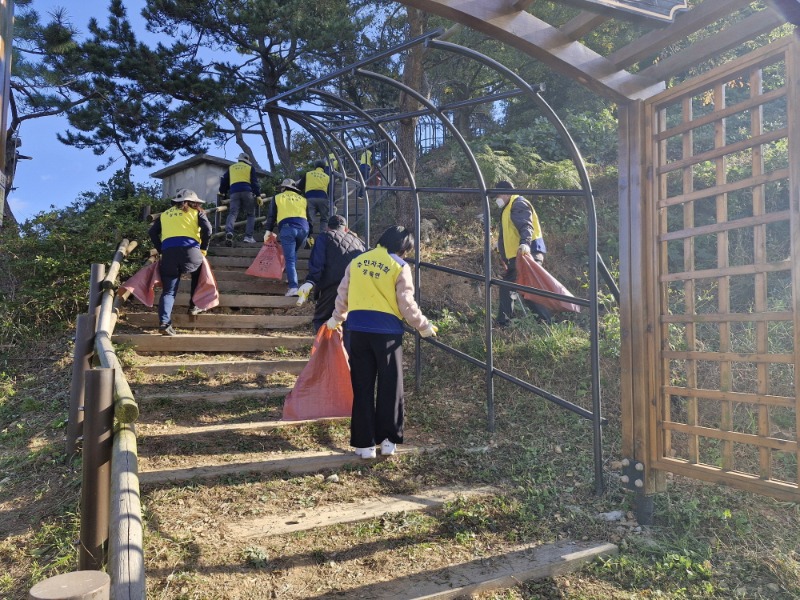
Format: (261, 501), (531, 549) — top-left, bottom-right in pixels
(348, 330), (404, 448)
(498, 257), (552, 324)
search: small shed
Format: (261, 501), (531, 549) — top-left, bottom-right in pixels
(150, 154), (268, 205)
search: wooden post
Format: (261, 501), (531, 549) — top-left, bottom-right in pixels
(29, 570), (110, 600)
(66, 314), (94, 456)
(108, 425), (146, 599)
(88, 264), (106, 317)
(79, 368), (114, 571)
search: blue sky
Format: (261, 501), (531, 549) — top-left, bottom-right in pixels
(9, 0), (153, 223)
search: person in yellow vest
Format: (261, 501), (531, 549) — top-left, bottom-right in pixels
(358, 146), (373, 199)
(297, 159), (331, 233)
(325, 152), (338, 175)
(219, 152), (261, 246)
(264, 178), (312, 296)
(148, 189), (213, 336)
(494, 180), (551, 325)
(327, 226), (437, 459)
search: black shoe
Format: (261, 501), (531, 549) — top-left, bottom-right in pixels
(225, 233), (234, 247)
(159, 324), (177, 336)
(494, 318), (509, 329)
(188, 306), (205, 316)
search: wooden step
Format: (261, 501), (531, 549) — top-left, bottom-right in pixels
(124, 313), (312, 330)
(139, 416), (347, 437)
(215, 279), (291, 295)
(209, 247), (312, 258)
(139, 446), (425, 485)
(135, 358), (307, 377)
(113, 333), (314, 352)
(208, 256), (309, 269)
(135, 386), (292, 404)
(211, 269), (307, 283)
(171, 293), (297, 308)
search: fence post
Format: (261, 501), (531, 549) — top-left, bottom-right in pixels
(89, 264), (106, 318)
(66, 314), (95, 456)
(79, 368), (114, 571)
(29, 570), (110, 600)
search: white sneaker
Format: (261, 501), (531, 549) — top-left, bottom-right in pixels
(285, 287), (299, 297)
(243, 236), (257, 243)
(355, 447), (376, 459)
(380, 439), (396, 456)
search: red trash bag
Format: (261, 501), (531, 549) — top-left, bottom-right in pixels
(516, 252), (581, 313)
(246, 237), (285, 279)
(192, 257), (220, 310)
(282, 327), (353, 421)
(119, 260), (161, 307)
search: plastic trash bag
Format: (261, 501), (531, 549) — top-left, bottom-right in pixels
(119, 260), (161, 307)
(246, 237), (285, 279)
(192, 257), (220, 310)
(516, 252), (581, 313)
(282, 327), (353, 421)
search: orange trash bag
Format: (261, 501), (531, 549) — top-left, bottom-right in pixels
(246, 237), (285, 279)
(516, 252), (581, 313)
(282, 327), (354, 421)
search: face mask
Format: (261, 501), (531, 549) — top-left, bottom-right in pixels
(495, 198), (506, 209)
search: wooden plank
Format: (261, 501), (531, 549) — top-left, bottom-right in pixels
(113, 333), (314, 352)
(659, 210), (789, 242)
(136, 387), (292, 404)
(660, 259), (791, 282)
(344, 541), (618, 600)
(559, 12), (608, 41)
(640, 9), (787, 83)
(139, 447), (428, 485)
(658, 168), (788, 209)
(171, 293), (297, 308)
(124, 313), (312, 330)
(662, 312), (793, 323)
(209, 247), (311, 258)
(662, 350), (793, 364)
(228, 486), (499, 538)
(215, 279), (291, 294)
(663, 385), (795, 409)
(209, 269), (305, 283)
(136, 358), (307, 376)
(209, 256), (309, 269)
(140, 416), (348, 437)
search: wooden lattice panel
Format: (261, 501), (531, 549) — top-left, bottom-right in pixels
(646, 37), (800, 500)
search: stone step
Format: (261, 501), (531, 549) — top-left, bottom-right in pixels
(124, 313), (312, 330)
(134, 357), (307, 377)
(113, 333), (314, 352)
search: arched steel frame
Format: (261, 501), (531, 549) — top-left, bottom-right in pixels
(264, 31), (613, 494)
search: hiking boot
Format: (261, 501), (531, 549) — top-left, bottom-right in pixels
(188, 306), (205, 316)
(355, 447), (376, 459)
(285, 287), (299, 297)
(159, 324), (177, 336)
(380, 439), (396, 456)
(243, 236), (257, 244)
(225, 233), (234, 247)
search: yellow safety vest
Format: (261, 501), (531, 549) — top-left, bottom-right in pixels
(359, 150), (372, 167)
(348, 246), (403, 319)
(229, 162), (252, 185)
(305, 168), (330, 193)
(328, 153), (338, 171)
(160, 205), (202, 243)
(275, 190), (308, 222)
(501, 195), (543, 260)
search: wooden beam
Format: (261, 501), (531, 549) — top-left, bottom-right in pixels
(639, 8), (787, 82)
(607, 0), (755, 70)
(124, 313), (312, 330)
(397, 0), (664, 102)
(560, 11), (609, 41)
(136, 358), (308, 377)
(112, 333), (315, 352)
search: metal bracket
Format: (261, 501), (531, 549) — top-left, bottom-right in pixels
(619, 457), (645, 491)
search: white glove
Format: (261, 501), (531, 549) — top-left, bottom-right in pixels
(264, 231), (277, 242)
(295, 282), (314, 306)
(420, 324), (438, 338)
(326, 317), (342, 330)
(518, 243), (531, 255)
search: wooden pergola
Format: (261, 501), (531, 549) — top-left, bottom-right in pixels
(396, 0), (800, 501)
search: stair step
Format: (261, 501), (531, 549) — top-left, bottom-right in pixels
(215, 279), (291, 294)
(229, 485), (497, 539)
(124, 313), (312, 330)
(209, 247), (312, 258)
(113, 333), (314, 352)
(139, 416), (347, 437)
(136, 386), (292, 404)
(171, 293), (298, 308)
(208, 256), (309, 269)
(211, 269), (307, 283)
(135, 358), (307, 376)
(139, 446), (426, 485)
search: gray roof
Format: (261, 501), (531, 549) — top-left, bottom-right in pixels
(150, 153), (269, 178)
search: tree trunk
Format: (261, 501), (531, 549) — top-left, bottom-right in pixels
(395, 8), (428, 232)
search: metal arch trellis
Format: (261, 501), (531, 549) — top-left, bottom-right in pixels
(264, 30), (614, 495)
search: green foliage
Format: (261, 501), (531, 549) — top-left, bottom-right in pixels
(0, 172), (159, 342)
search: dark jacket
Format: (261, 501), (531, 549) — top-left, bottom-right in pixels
(305, 227), (366, 294)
